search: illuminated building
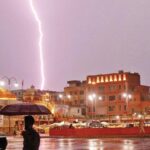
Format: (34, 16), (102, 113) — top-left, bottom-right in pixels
(11, 71), (150, 120)
(86, 70), (150, 120)
(0, 88), (16, 101)
(64, 80), (86, 116)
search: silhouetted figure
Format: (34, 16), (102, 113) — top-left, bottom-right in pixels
(139, 120), (145, 133)
(0, 136), (7, 150)
(69, 124), (74, 129)
(22, 115), (40, 150)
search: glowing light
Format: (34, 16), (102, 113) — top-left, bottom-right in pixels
(99, 96), (102, 100)
(116, 115), (120, 120)
(123, 74), (126, 81)
(109, 75), (113, 82)
(88, 95), (93, 101)
(92, 81), (96, 85)
(119, 74), (122, 81)
(29, 0), (45, 90)
(0, 81), (5, 86)
(59, 94), (63, 98)
(114, 75), (117, 81)
(105, 76), (108, 82)
(88, 77), (92, 84)
(67, 95), (71, 99)
(96, 76), (100, 83)
(101, 76), (104, 82)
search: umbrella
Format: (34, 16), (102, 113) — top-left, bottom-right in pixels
(0, 103), (51, 116)
(0, 103), (51, 134)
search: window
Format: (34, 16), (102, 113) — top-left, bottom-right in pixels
(102, 96), (105, 100)
(109, 95), (116, 101)
(124, 85), (126, 90)
(80, 99), (84, 104)
(118, 95), (121, 100)
(118, 85), (121, 90)
(74, 100), (77, 105)
(77, 109), (80, 113)
(88, 77), (92, 84)
(119, 105), (121, 111)
(93, 106), (95, 112)
(74, 91), (77, 95)
(80, 91), (84, 95)
(124, 105), (127, 111)
(105, 76), (108, 82)
(99, 86), (105, 92)
(109, 106), (115, 111)
(109, 85), (116, 91)
(89, 108), (91, 112)
(132, 108), (134, 113)
(145, 107), (149, 112)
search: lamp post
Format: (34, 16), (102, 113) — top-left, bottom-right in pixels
(122, 93), (132, 121)
(88, 94), (94, 120)
(67, 94), (71, 106)
(0, 76), (19, 90)
(88, 94), (103, 120)
(58, 94), (64, 104)
(88, 93), (97, 120)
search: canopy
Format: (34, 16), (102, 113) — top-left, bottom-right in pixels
(0, 103), (51, 116)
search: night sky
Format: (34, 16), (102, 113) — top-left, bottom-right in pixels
(0, 0), (150, 91)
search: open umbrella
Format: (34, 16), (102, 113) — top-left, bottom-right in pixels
(0, 103), (51, 116)
(0, 103), (51, 134)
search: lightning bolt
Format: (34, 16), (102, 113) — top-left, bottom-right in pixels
(29, 0), (45, 90)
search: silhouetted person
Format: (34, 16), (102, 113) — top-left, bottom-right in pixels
(22, 115), (40, 150)
(139, 119), (145, 133)
(69, 124), (74, 129)
(0, 136), (7, 150)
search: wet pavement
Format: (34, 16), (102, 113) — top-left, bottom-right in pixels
(6, 136), (150, 150)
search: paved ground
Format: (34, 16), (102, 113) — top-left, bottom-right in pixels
(6, 136), (150, 150)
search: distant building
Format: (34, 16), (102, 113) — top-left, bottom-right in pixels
(64, 80), (87, 116)
(11, 71), (150, 120)
(12, 89), (25, 101)
(86, 70), (150, 119)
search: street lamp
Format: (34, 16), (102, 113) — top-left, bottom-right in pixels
(58, 94), (64, 104)
(88, 94), (103, 120)
(67, 94), (71, 99)
(59, 94), (63, 99)
(0, 76), (19, 90)
(122, 93), (132, 121)
(98, 96), (102, 101)
(88, 93), (97, 120)
(116, 115), (120, 120)
(88, 94), (94, 120)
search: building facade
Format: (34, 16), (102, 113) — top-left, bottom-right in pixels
(11, 71), (150, 120)
(86, 70), (150, 120)
(64, 80), (86, 117)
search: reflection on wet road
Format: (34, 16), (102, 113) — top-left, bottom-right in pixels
(6, 136), (150, 150)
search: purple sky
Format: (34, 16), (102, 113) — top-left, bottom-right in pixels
(0, 0), (150, 91)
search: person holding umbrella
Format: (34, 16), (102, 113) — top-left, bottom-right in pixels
(22, 115), (40, 150)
